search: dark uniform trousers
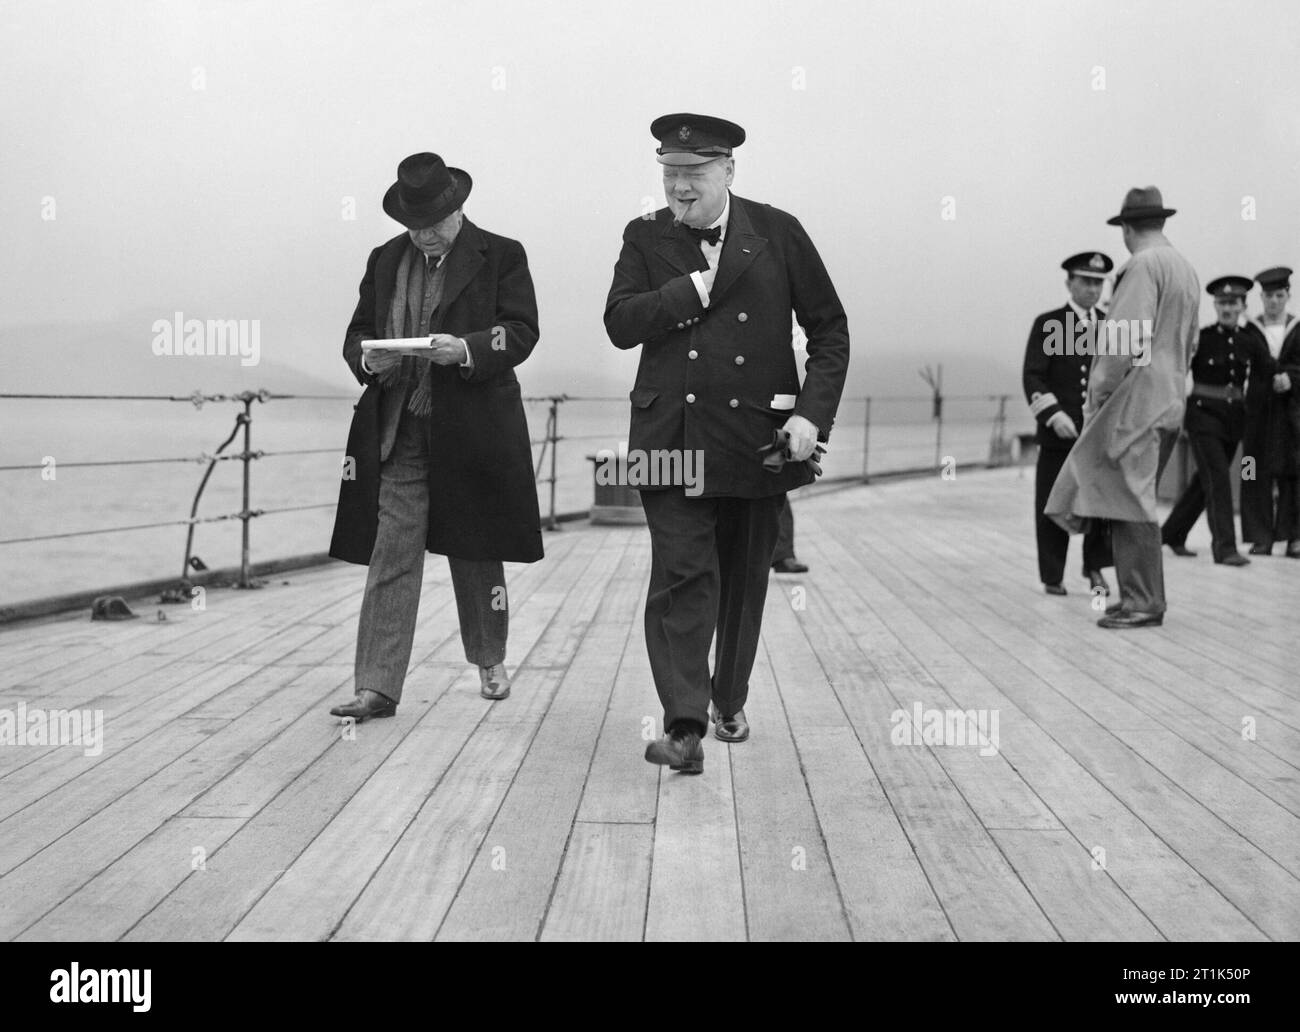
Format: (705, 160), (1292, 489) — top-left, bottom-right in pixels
(1162, 431), (1240, 560)
(1035, 444), (1111, 585)
(639, 488), (784, 735)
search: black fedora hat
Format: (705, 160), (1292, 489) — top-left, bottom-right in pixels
(382, 153), (472, 229)
(1106, 185), (1177, 226)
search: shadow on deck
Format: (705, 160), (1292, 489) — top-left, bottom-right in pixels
(1, 468), (1297, 941)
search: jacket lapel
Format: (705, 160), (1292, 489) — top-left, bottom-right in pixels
(373, 235), (408, 336)
(432, 219), (488, 329)
(654, 217), (708, 275)
(710, 194), (767, 301)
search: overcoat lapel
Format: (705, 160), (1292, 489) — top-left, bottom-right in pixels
(433, 220), (488, 328)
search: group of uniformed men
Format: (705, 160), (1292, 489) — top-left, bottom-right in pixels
(1025, 258), (1300, 596)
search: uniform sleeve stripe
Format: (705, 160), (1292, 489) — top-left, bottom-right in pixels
(1028, 392), (1059, 417)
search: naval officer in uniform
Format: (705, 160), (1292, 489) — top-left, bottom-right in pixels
(604, 113), (849, 773)
(1022, 251), (1115, 596)
(1161, 276), (1273, 564)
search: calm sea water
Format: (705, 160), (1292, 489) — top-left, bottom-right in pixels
(0, 393), (1026, 606)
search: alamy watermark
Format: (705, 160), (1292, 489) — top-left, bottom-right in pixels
(594, 447), (705, 496)
(151, 311), (261, 366)
(0, 702), (104, 757)
(890, 702), (1000, 756)
(1040, 312), (1152, 367)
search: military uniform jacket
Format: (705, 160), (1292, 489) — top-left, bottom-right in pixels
(1240, 315), (1300, 476)
(1184, 322), (1273, 442)
(604, 192), (850, 498)
(1022, 304), (1105, 451)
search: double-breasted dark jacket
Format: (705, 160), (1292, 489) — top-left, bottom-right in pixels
(603, 192), (849, 497)
(329, 219), (544, 565)
(1022, 304), (1105, 452)
(1185, 322), (1272, 442)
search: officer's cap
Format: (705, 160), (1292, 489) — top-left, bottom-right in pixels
(1206, 275), (1253, 300)
(1061, 251), (1113, 279)
(652, 113), (745, 166)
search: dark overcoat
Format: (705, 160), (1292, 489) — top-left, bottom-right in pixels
(329, 219), (544, 565)
(603, 192), (849, 497)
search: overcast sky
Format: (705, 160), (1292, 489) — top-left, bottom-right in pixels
(2, 0), (1298, 397)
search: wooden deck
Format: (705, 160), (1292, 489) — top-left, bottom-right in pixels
(1, 467), (1297, 942)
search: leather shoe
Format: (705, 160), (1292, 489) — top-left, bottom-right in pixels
(1087, 570), (1110, 596)
(479, 663), (511, 700)
(1166, 543), (1197, 557)
(1104, 602), (1124, 617)
(1248, 544), (1272, 555)
(712, 707), (750, 743)
(644, 728), (704, 774)
(329, 689), (396, 722)
(1216, 553), (1250, 566)
(772, 557), (809, 574)
(1097, 610), (1163, 629)
(1044, 583), (1067, 596)
(1287, 542), (1300, 558)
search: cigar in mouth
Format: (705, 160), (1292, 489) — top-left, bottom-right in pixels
(672, 200), (693, 227)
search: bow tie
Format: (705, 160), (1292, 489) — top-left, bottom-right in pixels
(683, 224), (722, 246)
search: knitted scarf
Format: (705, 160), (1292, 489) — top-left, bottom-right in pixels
(379, 244), (439, 418)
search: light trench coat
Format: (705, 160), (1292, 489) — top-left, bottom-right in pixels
(1046, 241), (1199, 529)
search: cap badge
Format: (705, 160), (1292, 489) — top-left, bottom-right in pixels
(1089, 254), (1105, 269)
(678, 125), (691, 142)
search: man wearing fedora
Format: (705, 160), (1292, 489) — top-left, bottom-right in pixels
(1045, 187), (1199, 629)
(328, 153), (543, 721)
(604, 113), (849, 773)
(1161, 276), (1273, 565)
(1240, 266), (1300, 557)
(1022, 251), (1115, 597)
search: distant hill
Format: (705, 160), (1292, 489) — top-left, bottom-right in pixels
(0, 316), (347, 398)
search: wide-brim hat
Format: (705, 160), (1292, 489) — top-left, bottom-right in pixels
(382, 152), (472, 229)
(1106, 185), (1177, 226)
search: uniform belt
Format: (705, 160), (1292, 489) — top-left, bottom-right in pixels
(1191, 382), (1243, 402)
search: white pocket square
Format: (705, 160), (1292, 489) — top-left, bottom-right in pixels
(769, 394), (796, 410)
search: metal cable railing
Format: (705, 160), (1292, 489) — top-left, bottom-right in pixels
(1, 387), (1029, 607)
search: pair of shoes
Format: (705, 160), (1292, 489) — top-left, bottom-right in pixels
(1248, 544), (1272, 556)
(1166, 543), (1197, 557)
(479, 663), (511, 701)
(772, 558), (809, 574)
(712, 707), (750, 743)
(1216, 553), (1251, 566)
(1044, 583), (1067, 596)
(329, 689), (397, 722)
(644, 728), (704, 774)
(1087, 570), (1111, 596)
(1097, 610), (1163, 629)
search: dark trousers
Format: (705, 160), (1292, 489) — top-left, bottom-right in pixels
(1161, 432), (1240, 560)
(1112, 429), (1178, 615)
(1241, 472), (1300, 547)
(772, 495), (796, 563)
(1035, 445), (1112, 584)
(639, 488), (785, 735)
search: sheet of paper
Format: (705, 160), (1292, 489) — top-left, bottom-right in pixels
(361, 337), (434, 351)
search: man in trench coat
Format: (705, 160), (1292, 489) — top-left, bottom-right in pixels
(1045, 187), (1199, 628)
(604, 113), (849, 773)
(328, 152), (543, 721)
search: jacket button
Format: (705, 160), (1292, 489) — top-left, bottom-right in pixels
(688, 350), (699, 359)
(676, 322), (685, 330)
(729, 398), (739, 408)
(737, 312), (748, 322)
(734, 355), (745, 365)
(686, 393), (696, 404)
(1080, 377), (1086, 385)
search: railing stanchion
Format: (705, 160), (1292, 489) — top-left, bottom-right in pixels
(239, 394), (254, 588)
(547, 397), (561, 530)
(862, 396), (871, 480)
